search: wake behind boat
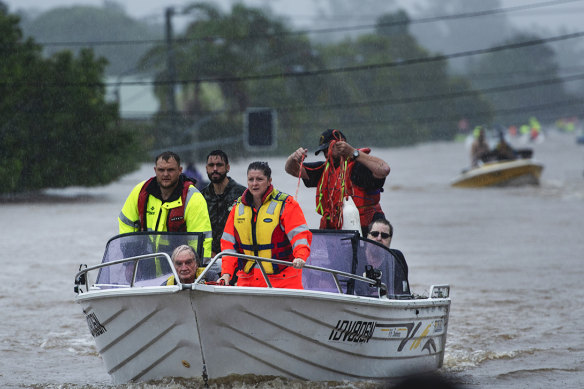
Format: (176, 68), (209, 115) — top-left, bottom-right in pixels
(451, 158), (544, 188)
(74, 231), (450, 384)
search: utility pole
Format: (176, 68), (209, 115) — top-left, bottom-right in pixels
(165, 7), (177, 127)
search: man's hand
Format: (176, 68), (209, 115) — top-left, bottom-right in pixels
(292, 147), (308, 163)
(292, 258), (306, 268)
(285, 147), (309, 178)
(332, 141), (355, 159)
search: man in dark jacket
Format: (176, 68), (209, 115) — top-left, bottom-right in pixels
(201, 150), (246, 258)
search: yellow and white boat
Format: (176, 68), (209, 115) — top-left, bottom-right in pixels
(451, 158), (544, 188)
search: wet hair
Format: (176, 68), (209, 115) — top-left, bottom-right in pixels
(171, 245), (198, 265)
(155, 151), (181, 166)
(367, 218), (393, 237)
(247, 161), (271, 179)
(206, 149), (229, 165)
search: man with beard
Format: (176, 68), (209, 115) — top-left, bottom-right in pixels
(201, 150), (246, 259)
(118, 151), (212, 258)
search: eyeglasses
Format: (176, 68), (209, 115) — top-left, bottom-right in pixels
(369, 231), (391, 239)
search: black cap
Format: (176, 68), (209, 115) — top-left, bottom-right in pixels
(315, 129), (346, 155)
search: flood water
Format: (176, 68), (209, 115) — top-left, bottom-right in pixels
(1, 130), (583, 388)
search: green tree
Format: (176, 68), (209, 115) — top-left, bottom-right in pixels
(467, 32), (576, 124)
(18, 1), (161, 75)
(140, 2), (323, 157)
(0, 4), (142, 194)
(314, 10), (492, 144)
(139, 3), (492, 153)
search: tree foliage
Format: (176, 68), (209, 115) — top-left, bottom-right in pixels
(139, 2), (490, 157)
(0, 4), (142, 194)
(17, 2), (161, 75)
(467, 32), (576, 125)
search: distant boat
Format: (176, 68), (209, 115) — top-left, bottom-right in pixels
(451, 158), (544, 188)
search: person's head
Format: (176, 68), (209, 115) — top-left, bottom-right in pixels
(246, 161), (272, 199)
(367, 218), (393, 247)
(206, 150), (230, 184)
(315, 129), (346, 156)
(171, 245), (198, 283)
(154, 151), (183, 191)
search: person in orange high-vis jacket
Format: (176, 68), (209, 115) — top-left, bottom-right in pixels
(218, 161), (311, 289)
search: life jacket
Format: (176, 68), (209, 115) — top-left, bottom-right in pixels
(352, 183), (382, 228)
(232, 187), (293, 274)
(316, 148), (381, 228)
(137, 177), (192, 232)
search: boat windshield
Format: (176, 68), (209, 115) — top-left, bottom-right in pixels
(302, 230), (411, 298)
(94, 232), (205, 288)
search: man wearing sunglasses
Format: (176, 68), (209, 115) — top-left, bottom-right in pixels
(366, 218), (408, 282)
(367, 218), (393, 248)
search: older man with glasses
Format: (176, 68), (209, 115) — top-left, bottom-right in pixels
(163, 245), (199, 285)
(366, 218), (393, 248)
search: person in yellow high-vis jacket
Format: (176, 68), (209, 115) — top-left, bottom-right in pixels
(118, 151), (212, 259)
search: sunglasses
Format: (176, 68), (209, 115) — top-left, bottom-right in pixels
(369, 231), (391, 239)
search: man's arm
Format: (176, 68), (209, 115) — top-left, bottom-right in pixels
(285, 147), (309, 179)
(118, 182), (143, 234)
(281, 197), (312, 261)
(334, 141), (390, 179)
(185, 190), (213, 259)
(218, 206), (239, 285)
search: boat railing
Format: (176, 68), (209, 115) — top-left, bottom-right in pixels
(197, 251), (389, 297)
(74, 250), (388, 297)
(74, 253), (177, 294)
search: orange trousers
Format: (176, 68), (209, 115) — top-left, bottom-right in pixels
(235, 266), (303, 289)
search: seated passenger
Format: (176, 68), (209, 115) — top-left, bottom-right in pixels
(163, 245), (198, 285)
(493, 132), (517, 161)
(367, 218), (393, 248)
(470, 127), (491, 167)
(356, 218), (410, 297)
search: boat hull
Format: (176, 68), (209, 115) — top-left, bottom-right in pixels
(77, 285), (450, 383)
(77, 287), (204, 383)
(451, 159), (543, 188)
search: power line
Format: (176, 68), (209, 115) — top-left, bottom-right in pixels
(17, 69), (584, 119)
(4, 29), (584, 88)
(30, 0), (584, 48)
(299, 97), (584, 129)
(119, 97), (584, 128)
(275, 72), (584, 113)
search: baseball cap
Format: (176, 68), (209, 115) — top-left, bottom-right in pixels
(315, 129), (346, 155)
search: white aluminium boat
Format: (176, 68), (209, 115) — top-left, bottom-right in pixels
(74, 231), (451, 384)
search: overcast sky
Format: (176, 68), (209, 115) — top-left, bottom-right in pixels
(4, 0), (584, 32)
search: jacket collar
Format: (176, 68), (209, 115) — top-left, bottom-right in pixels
(147, 174), (194, 202)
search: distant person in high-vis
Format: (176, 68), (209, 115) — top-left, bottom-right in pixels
(218, 161), (312, 289)
(118, 151), (212, 258)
